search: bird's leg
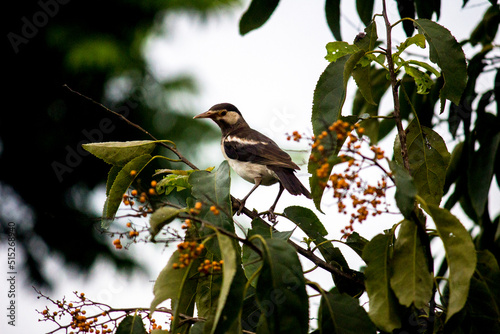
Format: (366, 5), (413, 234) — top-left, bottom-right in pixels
(236, 177), (262, 215)
(267, 183), (284, 223)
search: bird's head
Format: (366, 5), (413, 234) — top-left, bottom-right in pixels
(194, 103), (248, 134)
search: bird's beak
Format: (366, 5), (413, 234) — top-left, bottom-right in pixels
(193, 110), (217, 119)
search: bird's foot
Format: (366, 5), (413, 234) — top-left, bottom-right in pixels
(233, 198), (246, 216)
(266, 208), (278, 224)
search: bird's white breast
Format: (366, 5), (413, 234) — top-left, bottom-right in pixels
(220, 141), (278, 186)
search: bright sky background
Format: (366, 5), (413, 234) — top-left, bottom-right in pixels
(3, 1), (499, 333)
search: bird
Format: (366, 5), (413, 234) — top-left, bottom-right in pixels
(193, 102), (311, 220)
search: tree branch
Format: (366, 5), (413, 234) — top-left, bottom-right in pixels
(382, 1), (410, 172)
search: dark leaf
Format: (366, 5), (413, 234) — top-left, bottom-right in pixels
(414, 19), (468, 110)
(362, 232), (402, 332)
(318, 287), (376, 333)
(116, 315), (147, 334)
(390, 219), (433, 309)
(356, 0), (375, 26)
(325, 0), (342, 40)
(239, 0), (280, 35)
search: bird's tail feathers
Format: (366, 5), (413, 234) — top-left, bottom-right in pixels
(269, 167), (312, 199)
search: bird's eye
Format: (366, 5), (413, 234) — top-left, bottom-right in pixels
(220, 111), (227, 116)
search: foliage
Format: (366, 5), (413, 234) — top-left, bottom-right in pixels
(39, 0), (499, 333)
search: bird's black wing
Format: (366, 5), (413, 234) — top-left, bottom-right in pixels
(223, 127), (299, 170)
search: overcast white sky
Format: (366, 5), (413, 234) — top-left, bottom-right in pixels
(3, 1), (499, 333)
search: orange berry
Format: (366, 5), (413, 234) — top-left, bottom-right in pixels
(126, 222), (132, 228)
(131, 189), (138, 196)
(130, 170), (137, 176)
(148, 188), (156, 195)
(151, 180), (157, 187)
(195, 202), (202, 210)
(139, 196), (146, 203)
(112, 238), (121, 245)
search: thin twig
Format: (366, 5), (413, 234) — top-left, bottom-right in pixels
(63, 84), (199, 170)
(381, 2), (410, 172)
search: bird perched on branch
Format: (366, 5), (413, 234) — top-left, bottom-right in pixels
(194, 103), (311, 221)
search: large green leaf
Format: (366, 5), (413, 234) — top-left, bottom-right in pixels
(149, 206), (183, 241)
(356, 0), (374, 26)
(390, 219), (433, 309)
(389, 161), (417, 218)
(239, 0), (279, 35)
(362, 233), (401, 332)
(150, 250), (200, 331)
(414, 19), (467, 109)
(208, 231), (244, 334)
(103, 154), (155, 225)
(189, 161), (233, 233)
(82, 140), (156, 166)
(468, 131), (500, 217)
(464, 250), (500, 332)
(309, 53), (362, 211)
(116, 314), (147, 334)
(255, 238), (309, 334)
(325, 0), (342, 41)
(318, 287), (376, 334)
(242, 218), (291, 287)
(283, 206), (348, 268)
(423, 203), (477, 322)
(395, 118), (450, 205)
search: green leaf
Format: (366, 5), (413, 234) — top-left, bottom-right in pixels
(356, 0), (374, 26)
(318, 287), (376, 334)
(208, 231), (243, 334)
(423, 203), (477, 322)
(189, 161), (233, 233)
(395, 118), (450, 205)
(103, 154), (155, 224)
(404, 65), (434, 94)
(468, 131), (500, 217)
(149, 206), (183, 241)
(82, 140), (156, 166)
(389, 161), (417, 218)
(116, 314), (147, 334)
(414, 19), (467, 109)
(106, 165), (121, 196)
(255, 238), (309, 334)
(390, 219), (433, 309)
(362, 233), (401, 332)
(325, 42), (360, 63)
(344, 232), (369, 258)
(470, 4), (500, 46)
(465, 250), (500, 331)
(156, 173), (192, 195)
(150, 250), (199, 330)
(353, 67), (391, 144)
(309, 54), (361, 211)
(239, 0), (279, 35)
(325, 0), (342, 40)
(393, 34), (426, 60)
(283, 206), (348, 269)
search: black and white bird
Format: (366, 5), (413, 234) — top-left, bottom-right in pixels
(194, 103), (311, 219)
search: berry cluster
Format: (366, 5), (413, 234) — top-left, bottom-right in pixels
(38, 292), (113, 334)
(286, 130), (303, 142)
(37, 289), (167, 334)
(111, 222), (142, 250)
(296, 119), (391, 236)
(172, 241), (205, 269)
(197, 259), (223, 275)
